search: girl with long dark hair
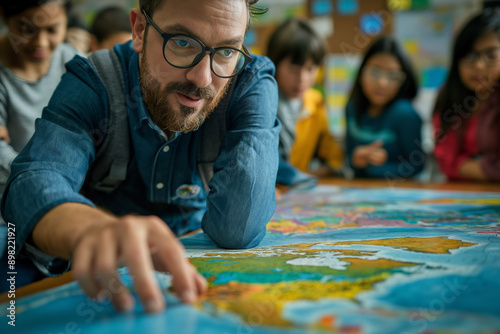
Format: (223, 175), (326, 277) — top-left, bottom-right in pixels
(433, 9), (500, 181)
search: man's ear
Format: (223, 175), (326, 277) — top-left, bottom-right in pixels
(130, 8), (146, 53)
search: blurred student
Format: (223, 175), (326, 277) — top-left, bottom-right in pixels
(267, 18), (343, 187)
(0, 0), (79, 286)
(345, 36), (423, 179)
(66, 12), (90, 54)
(433, 9), (500, 182)
(0, 0), (80, 195)
(89, 6), (132, 51)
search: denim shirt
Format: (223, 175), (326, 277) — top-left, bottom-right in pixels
(1, 42), (280, 276)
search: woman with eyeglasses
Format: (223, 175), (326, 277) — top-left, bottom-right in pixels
(433, 9), (500, 182)
(345, 35), (423, 179)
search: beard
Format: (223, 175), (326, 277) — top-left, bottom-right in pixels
(139, 51), (230, 134)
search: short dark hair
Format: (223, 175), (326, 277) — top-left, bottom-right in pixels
(67, 12), (87, 31)
(138, 0), (266, 31)
(266, 18), (327, 67)
(348, 35), (418, 122)
(0, 0), (71, 20)
(90, 6), (131, 43)
(434, 8), (500, 136)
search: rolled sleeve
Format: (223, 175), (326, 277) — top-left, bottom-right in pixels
(1, 56), (107, 273)
(2, 169), (95, 255)
(24, 242), (71, 277)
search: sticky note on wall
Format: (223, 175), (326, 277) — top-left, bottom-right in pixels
(312, 0), (333, 16)
(337, 0), (358, 15)
(360, 14), (383, 35)
(387, 0), (411, 11)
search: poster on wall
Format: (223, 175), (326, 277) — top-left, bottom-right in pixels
(325, 54), (362, 139)
(393, 9), (453, 89)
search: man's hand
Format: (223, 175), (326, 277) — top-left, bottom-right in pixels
(0, 125), (10, 143)
(33, 204), (207, 313)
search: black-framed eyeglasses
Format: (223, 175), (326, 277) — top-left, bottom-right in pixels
(460, 47), (500, 67)
(362, 66), (407, 86)
(142, 10), (252, 78)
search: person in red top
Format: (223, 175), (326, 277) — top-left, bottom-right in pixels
(433, 9), (500, 182)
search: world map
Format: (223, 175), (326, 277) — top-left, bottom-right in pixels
(2, 186), (500, 334)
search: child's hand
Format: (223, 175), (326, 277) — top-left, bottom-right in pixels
(352, 140), (384, 168)
(367, 147), (388, 166)
(0, 126), (10, 143)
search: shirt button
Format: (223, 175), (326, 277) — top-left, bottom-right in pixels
(156, 183), (164, 189)
(163, 146), (170, 153)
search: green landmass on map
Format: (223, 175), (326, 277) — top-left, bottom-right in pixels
(191, 237), (475, 330)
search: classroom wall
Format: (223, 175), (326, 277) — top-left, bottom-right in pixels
(244, 0), (484, 182)
(0, 0), (484, 160)
(247, 0), (482, 142)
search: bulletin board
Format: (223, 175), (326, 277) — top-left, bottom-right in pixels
(317, 0), (392, 54)
(246, 0), (482, 139)
(247, 0), (393, 138)
(248, 0), (390, 57)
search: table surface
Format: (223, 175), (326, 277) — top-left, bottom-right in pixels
(2, 177), (499, 303)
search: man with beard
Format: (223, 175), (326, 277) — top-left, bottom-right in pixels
(1, 0), (280, 313)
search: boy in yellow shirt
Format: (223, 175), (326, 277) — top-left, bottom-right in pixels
(267, 18), (343, 182)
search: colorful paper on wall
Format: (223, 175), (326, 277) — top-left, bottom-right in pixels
(412, 0), (430, 9)
(310, 17), (334, 39)
(360, 14), (384, 35)
(311, 0), (333, 16)
(325, 54), (362, 137)
(387, 0), (412, 11)
(337, 0), (359, 16)
(394, 10), (452, 89)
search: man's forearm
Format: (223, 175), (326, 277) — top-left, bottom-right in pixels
(32, 203), (117, 260)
